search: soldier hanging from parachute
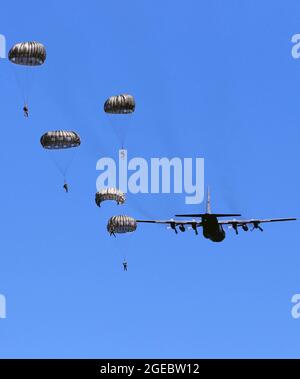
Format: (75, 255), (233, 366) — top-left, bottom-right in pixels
(107, 215), (137, 271)
(9, 41), (46, 117)
(40, 131), (81, 193)
(107, 215), (137, 237)
(104, 94), (135, 153)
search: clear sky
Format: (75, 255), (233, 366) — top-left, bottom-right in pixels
(0, 0), (299, 358)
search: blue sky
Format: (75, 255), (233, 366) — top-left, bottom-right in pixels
(0, 0), (299, 358)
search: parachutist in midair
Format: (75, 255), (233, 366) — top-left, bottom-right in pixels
(63, 182), (69, 193)
(9, 42), (46, 119)
(95, 188), (125, 207)
(120, 150), (126, 159)
(123, 260), (128, 271)
(107, 216), (137, 236)
(23, 104), (29, 118)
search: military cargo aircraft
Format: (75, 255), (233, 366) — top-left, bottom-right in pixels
(136, 189), (297, 242)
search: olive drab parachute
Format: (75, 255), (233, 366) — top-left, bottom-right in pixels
(9, 41), (46, 113)
(41, 131), (81, 187)
(104, 94), (135, 114)
(95, 188), (125, 207)
(104, 94), (135, 149)
(40, 131), (81, 149)
(9, 42), (46, 66)
(107, 215), (137, 235)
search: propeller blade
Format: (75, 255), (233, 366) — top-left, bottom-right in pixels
(242, 224), (249, 232)
(232, 223), (239, 235)
(179, 225), (186, 232)
(191, 223), (198, 235)
(170, 222), (178, 234)
(251, 222), (263, 232)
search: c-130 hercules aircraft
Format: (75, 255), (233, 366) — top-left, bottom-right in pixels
(136, 189), (297, 243)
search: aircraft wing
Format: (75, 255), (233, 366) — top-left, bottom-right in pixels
(136, 219), (202, 226)
(219, 217), (296, 226)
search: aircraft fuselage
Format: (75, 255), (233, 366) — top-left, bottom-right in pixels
(202, 215), (225, 242)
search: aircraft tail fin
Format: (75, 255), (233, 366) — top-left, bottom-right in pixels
(175, 187), (241, 218)
(206, 186), (211, 214)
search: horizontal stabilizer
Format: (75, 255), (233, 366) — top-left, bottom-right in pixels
(175, 213), (242, 218)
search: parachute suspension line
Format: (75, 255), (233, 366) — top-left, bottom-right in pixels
(23, 66), (36, 108)
(23, 67), (30, 106)
(121, 112), (134, 150)
(41, 131), (81, 184)
(9, 65), (26, 105)
(123, 246), (127, 262)
(26, 66), (38, 106)
(47, 149), (78, 181)
(9, 41), (46, 110)
(110, 118), (132, 150)
(120, 113), (133, 150)
(104, 94), (135, 150)
(61, 148), (79, 178)
(9, 65), (34, 109)
(47, 152), (66, 178)
(109, 119), (126, 150)
(120, 128), (124, 150)
(119, 126), (126, 150)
